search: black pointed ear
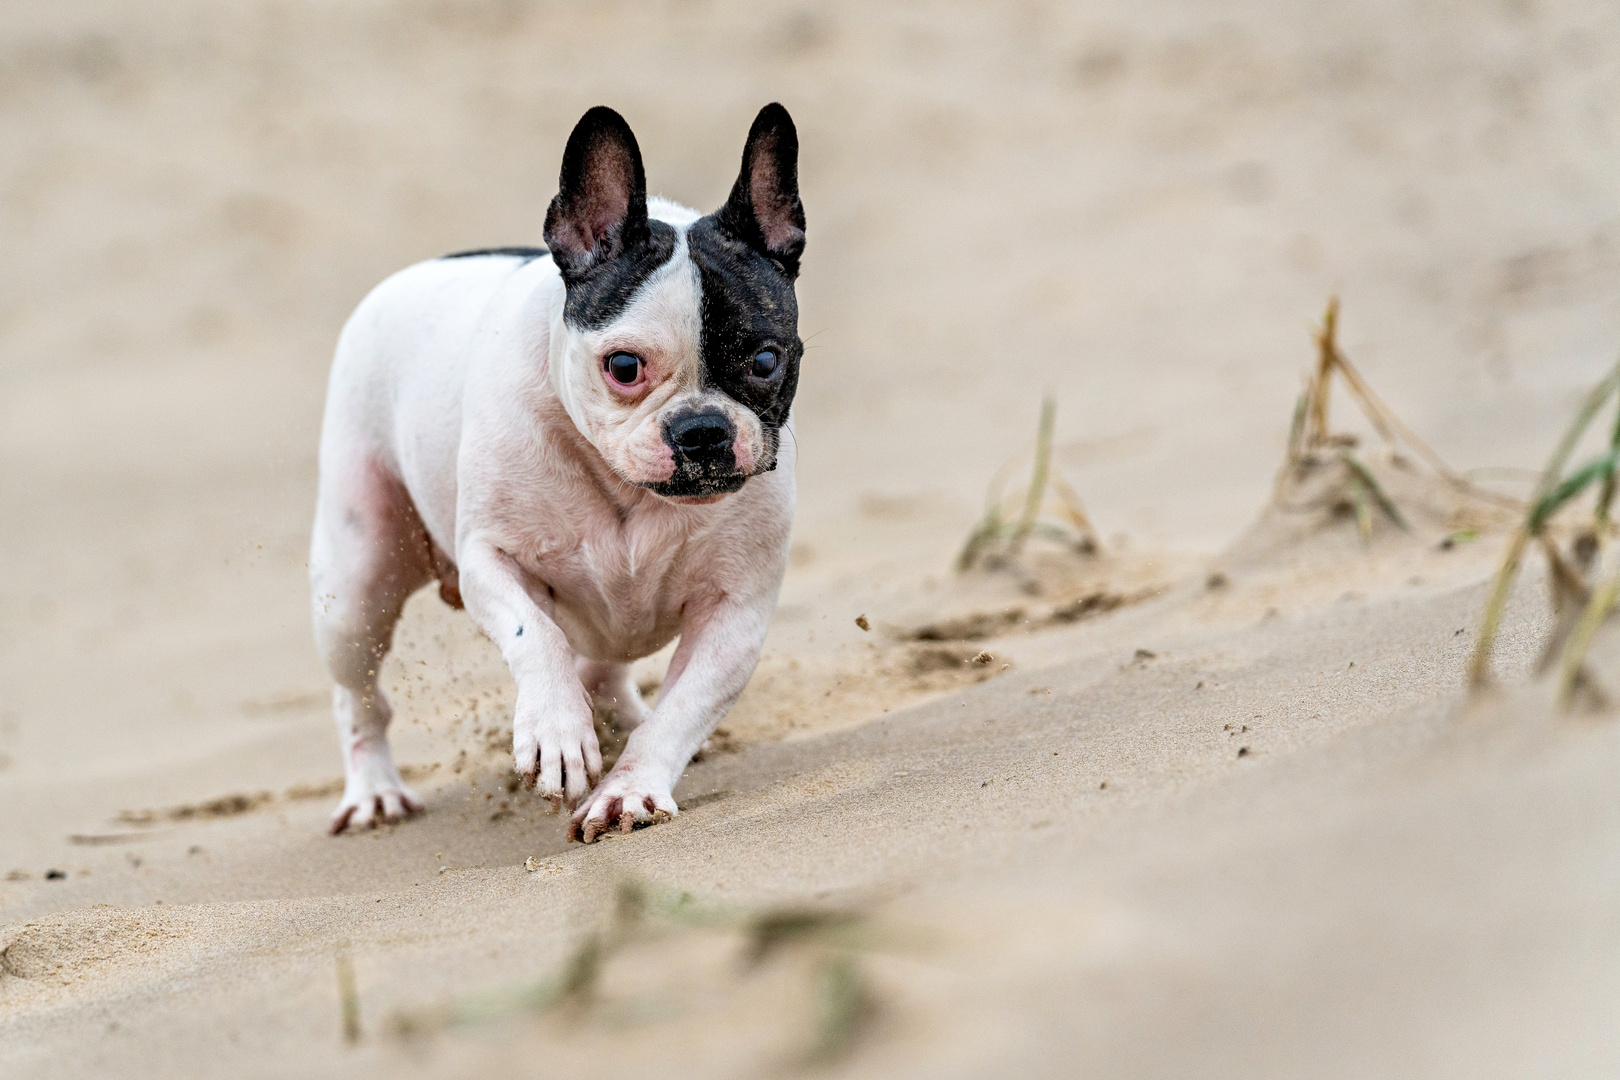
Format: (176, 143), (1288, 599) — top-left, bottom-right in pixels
(716, 103), (806, 278)
(543, 107), (650, 284)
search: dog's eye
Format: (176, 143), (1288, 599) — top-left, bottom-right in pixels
(751, 349), (780, 379)
(605, 351), (642, 385)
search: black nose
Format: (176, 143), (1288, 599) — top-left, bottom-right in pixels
(667, 412), (735, 461)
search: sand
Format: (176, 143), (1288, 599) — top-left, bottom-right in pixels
(3, 0), (1619, 1076)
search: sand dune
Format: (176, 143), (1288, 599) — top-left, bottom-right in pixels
(3, 1), (1619, 1076)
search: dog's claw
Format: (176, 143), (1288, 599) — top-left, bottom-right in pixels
(329, 772), (423, 835)
(513, 706), (601, 812)
(569, 774), (677, 844)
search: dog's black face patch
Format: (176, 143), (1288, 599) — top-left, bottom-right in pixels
(675, 101), (807, 479)
(559, 221), (677, 330)
(688, 214), (802, 444)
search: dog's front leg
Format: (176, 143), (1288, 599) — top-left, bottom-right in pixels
(458, 538), (601, 808)
(569, 596), (769, 842)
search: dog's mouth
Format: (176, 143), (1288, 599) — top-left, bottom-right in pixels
(639, 451), (784, 501)
(642, 471), (751, 501)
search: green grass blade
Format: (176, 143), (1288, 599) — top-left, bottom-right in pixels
(1348, 473), (1373, 546)
(1532, 361), (1620, 505)
(1528, 449), (1620, 534)
(956, 505), (1005, 571)
(1471, 359), (1620, 689)
(1009, 395), (1056, 554)
(1340, 451), (1410, 531)
(807, 954), (868, 1064)
(1286, 389), (1308, 464)
(1470, 528), (1531, 687)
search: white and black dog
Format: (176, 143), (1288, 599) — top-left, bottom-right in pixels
(309, 104), (805, 843)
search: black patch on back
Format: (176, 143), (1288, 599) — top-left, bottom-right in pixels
(559, 220), (677, 330)
(440, 246), (550, 261)
(687, 214), (802, 436)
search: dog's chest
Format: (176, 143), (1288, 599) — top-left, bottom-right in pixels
(523, 508), (707, 660)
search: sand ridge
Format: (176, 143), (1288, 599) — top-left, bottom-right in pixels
(3, 0), (1619, 1075)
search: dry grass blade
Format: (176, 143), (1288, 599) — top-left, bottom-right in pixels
(1317, 297), (1509, 507)
(1556, 569), (1620, 710)
(1324, 355), (1400, 454)
(1049, 472), (1099, 545)
(1306, 297), (1339, 448)
(1540, 534), (1590, 614)
(1287, 297), (1524, 549)
(335, 946), (361, 1045)
(1469, 528), (1532, 687)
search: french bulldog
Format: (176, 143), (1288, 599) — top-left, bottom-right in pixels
(308, 104), (805, 842)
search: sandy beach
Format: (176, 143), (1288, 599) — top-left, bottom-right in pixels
(3, 1), (1619, 1076)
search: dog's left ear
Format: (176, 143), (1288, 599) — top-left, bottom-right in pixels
(716, 103), (806, 278)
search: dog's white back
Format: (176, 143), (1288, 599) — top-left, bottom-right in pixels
(309, 105), (806, 841)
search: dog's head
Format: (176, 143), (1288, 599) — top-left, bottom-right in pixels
(542, 105), (806, 504)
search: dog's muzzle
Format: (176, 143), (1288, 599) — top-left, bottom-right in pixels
(644, 411), (757, 499)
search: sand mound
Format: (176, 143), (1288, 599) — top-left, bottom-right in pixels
(0, 905), (198, 1006)
(5, 0), (1620, 1076)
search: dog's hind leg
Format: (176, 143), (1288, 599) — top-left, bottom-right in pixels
(576, 658), (654, 731)
(310, 456), (433, 834)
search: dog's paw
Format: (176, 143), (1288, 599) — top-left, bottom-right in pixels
(514, 701), (603, 810)
(568, 767), (678, 843)
(330, 755), (423, 834)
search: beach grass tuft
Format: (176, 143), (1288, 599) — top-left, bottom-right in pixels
(1274, 297), (1514, 547)
(1469, 356), (1620, 699)
(389, 878), (885, 1067)
(958, 394), (1101, 572)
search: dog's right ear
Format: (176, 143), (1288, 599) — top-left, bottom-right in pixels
(543, 107), (650, 285)
(715, 103), (806, 278)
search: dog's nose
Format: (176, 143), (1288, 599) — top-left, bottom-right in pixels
(667, 412), (735, 462)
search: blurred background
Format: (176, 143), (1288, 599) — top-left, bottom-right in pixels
(2, 0), (1618, 909)
(3, 3), (1620, 1075)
